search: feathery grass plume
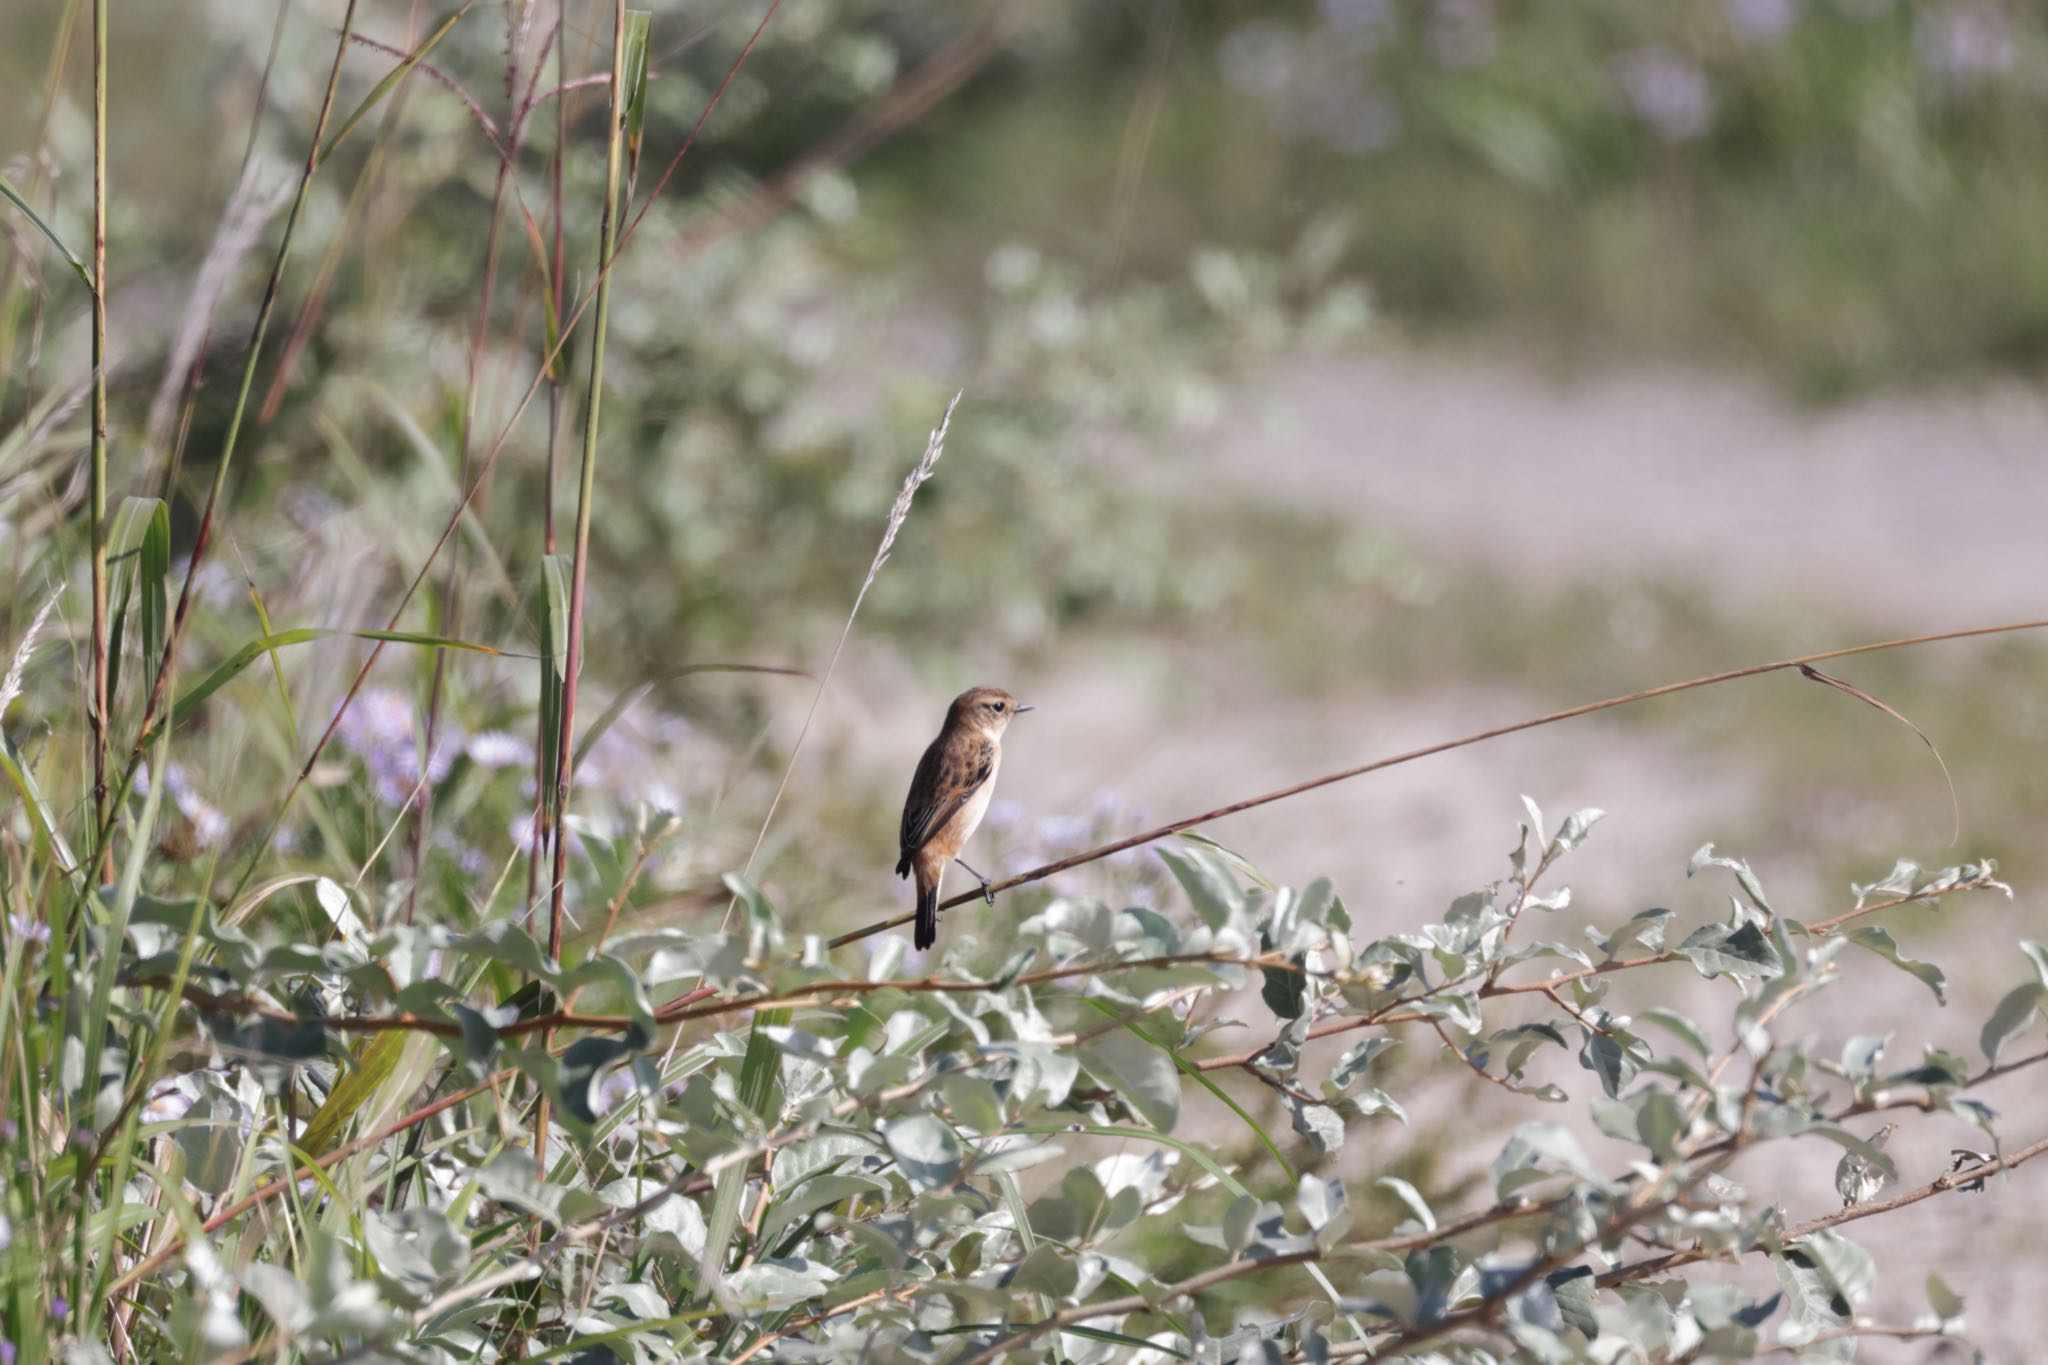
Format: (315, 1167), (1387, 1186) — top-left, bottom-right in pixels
(0, 585), (61, 723)
(734, 390), (963, 899)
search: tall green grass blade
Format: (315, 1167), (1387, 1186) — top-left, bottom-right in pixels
(621, 10), (652, 189)
(537, 553), (571, 819)
(702, 1007), (790, 1286)
(319, 4), (476, 162)
(0, 170), (92, 290)
(160, 626), (503, 733)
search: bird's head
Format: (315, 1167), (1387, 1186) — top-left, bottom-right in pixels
(949, 685), (1033, 738)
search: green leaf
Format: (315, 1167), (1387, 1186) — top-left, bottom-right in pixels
(1687, 843), (1772, 913)
(1789, 1230), (1875, 1309)
(1847, 927), (1946, 1004)
(1677, 921), (1781, 981)
(320, 4), (475, 161)
(1594, 907), (1672, 960)
(883, 1115), (964, 1189)
(1083, 1001), (1291, 1179)
(0, 169), (92, 289)
(301, 1031), (410, 1155)
(1374, 1176), (1435, 1232)
(726, 1256), (838, 1309)
(1640, 1007), (1711, 1058)
(162, 627), (501, 733)
(1156, 845), (1243, 931)
(1981, 982), (2044, 1062)
(621, 9), (653, 177)
(1079, 1029), (1180, 1133)
(1926, 1272), (1965, 1324)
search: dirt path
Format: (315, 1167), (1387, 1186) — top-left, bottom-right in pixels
(1199, 348), (2048, 629)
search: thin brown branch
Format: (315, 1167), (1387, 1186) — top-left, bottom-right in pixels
(108, 1071), (508, 1295)
(1597, 1131), (2048, 1289)
(142, 949), (1286, 1040)
(958, 1251), (1323, 1365)
(829, 618), (2048, 951)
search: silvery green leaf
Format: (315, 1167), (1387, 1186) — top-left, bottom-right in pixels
(1297, 1173), (1349, 1237)
(1677, 922), (1781, 981)
(1374, 1176), (1435, 1232)
(867, 935), (905, 981)
(1850, 858), (1919, 908)
(479, 1152), (564, 1223)
(1772, 1251), (1849, 1334)
(1491, 1122), (1602, 1199)
(1549, 808), (1606, 855)
(364, 1207), (468, 1302)
(1223, 1193), (1261, 1253)
(1297, 877), (1343, 932)
(1260, 949), (1308, 1020)
(941, 1075), (1004, 1132)
(1636, 1090), (1685, 1161)
(1641, 1007), (1711, 1058)
(1789, 1230), (1875, 1309)
(1687, 843), (1772, 913)
(1547, 1265), (1599, 1339)
(1579, 1032), (1636, 1099)
(238, 1263), (311, 1335)
(1412, 991), (1483, 1036)
(1349, 1089), (1407, 1123)
(1520, 795), (1547, 851)
(1079, 1030), (1179, 1132)
(727, 1257), (839, 1309)
(1594, 907), (1672, 961)
(1846, 927), (1946, 1004)
(601, 1178), (707, 1255)
(1178, 830), (1276, 890)
(1008, 1243), (1079, 1297)
(1500, 939), (1594, 971)
(1589, 1095), (1640, 1144)
(1289, 1095), (1345, 1154)
(2023, 940), (2048, 990)
(1926, 1272), (1965, 1325)
(882, 1115), (963, 1189)
(1156, 846), (1243, 931)
(723, 872), (786, 956)
(1328, 1036), (1395, 1090)
(1980, 981), (2045, 1062)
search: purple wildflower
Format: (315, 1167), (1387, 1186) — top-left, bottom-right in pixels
(1725, 0), (1800, 42)
(6, 914), (50, 948)
(1916, 4), (2018, 87)
(1612, 46), (1716, 142)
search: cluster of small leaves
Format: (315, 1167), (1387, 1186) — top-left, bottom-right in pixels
(12, 790), (2044, 1362)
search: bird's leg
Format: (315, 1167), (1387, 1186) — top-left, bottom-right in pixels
(954, 857), (996, 904)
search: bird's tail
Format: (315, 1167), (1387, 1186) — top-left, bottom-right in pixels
(914, 875), (939, 951)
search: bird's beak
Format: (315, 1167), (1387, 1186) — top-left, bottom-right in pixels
(1014, 703), (1035, 714)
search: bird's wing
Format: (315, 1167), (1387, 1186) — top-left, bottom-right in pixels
(899, 736), (994, 860)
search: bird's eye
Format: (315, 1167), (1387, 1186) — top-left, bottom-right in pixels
(989, 701), (1005, 712)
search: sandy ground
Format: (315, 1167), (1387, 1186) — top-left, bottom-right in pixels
(810, 349), (2048, 1361)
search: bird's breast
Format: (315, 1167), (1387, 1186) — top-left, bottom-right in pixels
(951, 743), (1001, 846)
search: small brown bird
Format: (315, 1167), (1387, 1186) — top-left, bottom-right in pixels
(897, 685), (1032, 950)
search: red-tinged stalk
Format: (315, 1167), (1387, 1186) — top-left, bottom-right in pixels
(87, 0), (109, 877)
